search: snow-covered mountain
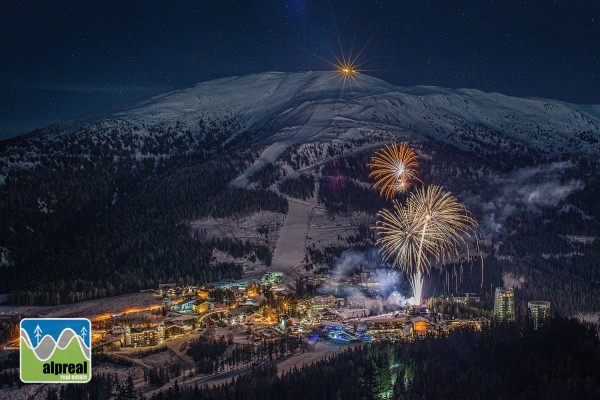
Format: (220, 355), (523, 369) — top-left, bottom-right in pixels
(118, 71), (600, 157)
(2, 72), (600, 314)
(2, 71), (599, 187)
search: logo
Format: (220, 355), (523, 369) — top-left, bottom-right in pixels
(20, 318), (91, 383)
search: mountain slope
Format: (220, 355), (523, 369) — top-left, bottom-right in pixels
(2, 71), (599, 186)
(1, 72), (599, 314)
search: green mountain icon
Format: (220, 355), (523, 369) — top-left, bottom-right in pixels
(20, 328), (91, 383)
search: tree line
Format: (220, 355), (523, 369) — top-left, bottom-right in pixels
(147, 317), (600, 400)
(0, 146), (286, 305)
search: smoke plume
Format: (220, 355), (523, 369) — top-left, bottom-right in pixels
(478, 162), (584, 234)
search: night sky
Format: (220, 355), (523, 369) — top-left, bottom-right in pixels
(1, 0), (599, 139)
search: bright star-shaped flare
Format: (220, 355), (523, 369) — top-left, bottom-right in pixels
(331, 52), (362, 89)
(310, 39), (373, 90)
(336, 63), (359, 87)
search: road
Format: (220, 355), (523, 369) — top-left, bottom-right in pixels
(198, 309), (230, 327)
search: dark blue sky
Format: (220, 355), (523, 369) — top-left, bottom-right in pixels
(1, 0), (599, 139)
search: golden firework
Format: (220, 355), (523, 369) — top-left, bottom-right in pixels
(375, 185), (477, 275)
(375, 199), (440, 272)
(368, 142), (420, 200)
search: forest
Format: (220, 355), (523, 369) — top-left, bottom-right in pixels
(152, 317), (600, 400)
(29, 317), (600, 400)
(307, 151), (600, 315)
(1, 119), (600, 316)
(0, 144), (286, 305)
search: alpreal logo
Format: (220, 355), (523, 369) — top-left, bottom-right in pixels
(20, 318), (91, 383)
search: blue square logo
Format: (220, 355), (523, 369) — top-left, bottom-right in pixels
(20, 318), (91, 383)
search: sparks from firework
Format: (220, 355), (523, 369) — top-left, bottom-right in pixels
(368, 142), (420, 201)
(375, 185), (477, 304)
(375, 199), (431, 303)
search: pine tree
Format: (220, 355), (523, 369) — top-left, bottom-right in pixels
(117, 375), (137, 400)
(46, 387), (59, 400)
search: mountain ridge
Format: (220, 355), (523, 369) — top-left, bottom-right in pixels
(3, 71), (599, 156)
(1, 72), (599, 314)
(2, 71), (599, 192)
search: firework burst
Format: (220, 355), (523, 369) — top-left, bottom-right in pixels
(375, 185), (477, 303)
(376, 185), (477, 273)
(306, 36), (378, 90)
(368, 142), (419, 200)
(407, 185), (477, 269)
(375, 199), (440, 272)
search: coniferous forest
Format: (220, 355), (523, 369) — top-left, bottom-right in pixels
(3, 5), (600, 400)
(0, 142), (287, 305)
(1, 112), (600, 318)
(2, 134), (600, 316)
(152, 318), (600, 400)
(34, 317), (600, 400)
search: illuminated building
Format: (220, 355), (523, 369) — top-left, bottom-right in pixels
(447, 319), (483, 331)
(261, 271), (284, 286)
(410, 316), (430, 336)
(528, 301), (550, 329)
(346, 296), (366, 309)
(315, 310), (341, 321)
(494, 288), (515, 321)
(158, 283), (176, 296)
(164, 325), (189, 339)
(195, 300), (208, 314)
(452, 293), (481, 305)
(310, 295), (338, 311)
(360, 272), (368, 283)
(171, 299), (200, 312)
(111, 325), (127, 335)
(363, 317), (409, 333)
(124, 327), (164, 347)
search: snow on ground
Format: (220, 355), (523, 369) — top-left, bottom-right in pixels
(558, 204), (595, 220)
(0, 292), (158, 319)
(189, 210), (286, 280)
(208, 249), (269, 280)
(0, 247), (11, 267)
(540, 252), (584, 259)
(27, 71), (600, 160)
(559, 235), (597, 245)
(306, 209), (374, 250)
(274, 341), (358, 374)
(174, 340), (356, 391)
(0, 384), (50, 400)
(270, 197), (375, 283)
(573, 312), (600, 325)
(189, 211), (285, 250)
(270, 200), (315, 280)
(231, 100), (336, 188)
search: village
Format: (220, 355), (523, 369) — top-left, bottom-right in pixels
(0, 266), (518, 396)
(88, 271), (487, 354)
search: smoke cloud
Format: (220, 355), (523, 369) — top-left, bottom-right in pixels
(331, 248), (383, 282)
(323, 248), (411, 308)
(387, 291), (411, 306)
(478, 162), (584, 234)
(502, 272), (526, 289)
